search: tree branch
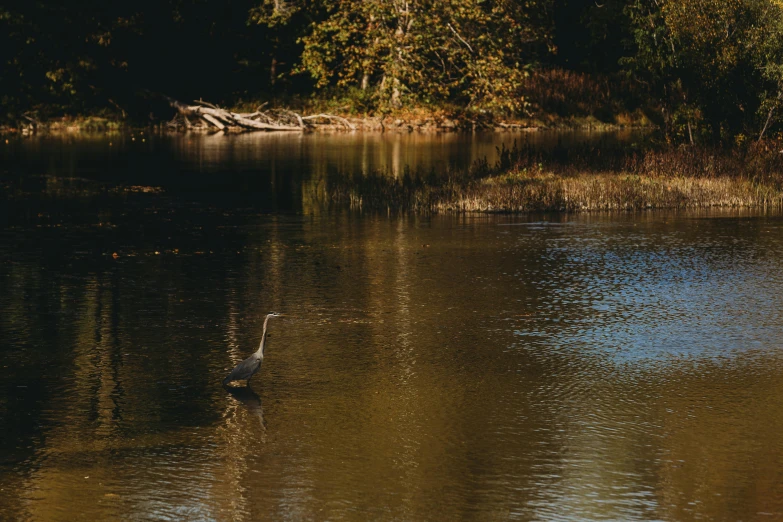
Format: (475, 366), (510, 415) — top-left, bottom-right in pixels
(447, 23), (474, 54)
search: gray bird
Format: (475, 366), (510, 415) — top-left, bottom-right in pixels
(223, 312), (283, 386)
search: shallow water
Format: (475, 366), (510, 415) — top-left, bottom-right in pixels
(2, 133), (783, 521)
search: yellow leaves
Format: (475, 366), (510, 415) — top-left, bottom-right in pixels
(45, 69), (63, 82)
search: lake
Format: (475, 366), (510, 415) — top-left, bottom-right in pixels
(2, 131), (783, 521)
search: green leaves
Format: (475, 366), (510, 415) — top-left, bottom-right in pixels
(626, 0), (783, 141)
(297, 0), (552, 112)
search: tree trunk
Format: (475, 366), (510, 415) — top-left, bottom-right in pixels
(758, 91), (783, 143)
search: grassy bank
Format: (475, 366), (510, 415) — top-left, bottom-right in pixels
(329, 143), (783, 212)
(2, 69), (653, 134)
(1, 115), (128, 135)
(1, 109), (641, 135)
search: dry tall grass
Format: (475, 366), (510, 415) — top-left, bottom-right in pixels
(436, 170), (783, 212)
(329, 142), (783, 213)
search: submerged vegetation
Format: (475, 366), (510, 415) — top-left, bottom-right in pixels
(328, 143), (783, 213)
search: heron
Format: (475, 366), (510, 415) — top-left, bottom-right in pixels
(223, 312), (283, 386)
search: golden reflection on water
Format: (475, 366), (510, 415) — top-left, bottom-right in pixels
(170, 131), (499, 178)
(2, 140), (783, 519)
(0, 208), (783, 520)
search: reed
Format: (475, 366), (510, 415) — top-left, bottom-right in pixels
(329, 142), (783, 213)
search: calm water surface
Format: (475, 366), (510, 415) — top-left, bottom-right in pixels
(2, 132), (783, 521)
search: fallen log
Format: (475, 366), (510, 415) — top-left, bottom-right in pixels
(301, 113), (356, 130)
(166, 97), (355, 132)
(201, 113), (226, 130)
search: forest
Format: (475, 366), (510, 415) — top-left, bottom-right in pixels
(3, 0), (783, 143)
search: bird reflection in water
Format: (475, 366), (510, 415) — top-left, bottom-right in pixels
(214, 384), (267, 512)
(224, 385), (267, 437)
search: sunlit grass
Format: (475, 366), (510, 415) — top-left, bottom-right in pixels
(439, 170), (783, 212)
(329, 143), (783, 213)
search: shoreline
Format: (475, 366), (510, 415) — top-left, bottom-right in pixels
(1, 111), (652, 136)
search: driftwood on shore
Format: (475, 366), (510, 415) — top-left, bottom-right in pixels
(166, 97), (355, 132)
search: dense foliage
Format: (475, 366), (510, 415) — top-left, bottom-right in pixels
(625, 0), (783, 141)
(296, 0), (553, 112)
(4, 0), (783, 141)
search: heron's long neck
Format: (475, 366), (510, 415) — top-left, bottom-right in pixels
(254, 316), (271, 358)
